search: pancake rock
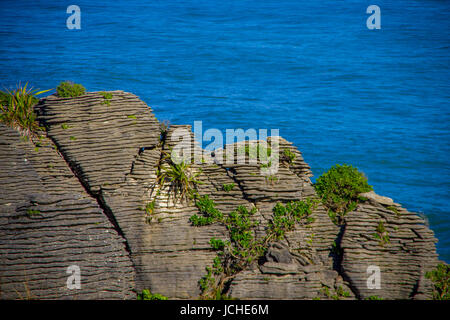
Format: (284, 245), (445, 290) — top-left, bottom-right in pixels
(0, 91), (441, 299)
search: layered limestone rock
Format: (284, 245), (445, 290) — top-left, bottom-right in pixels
(34, 91), (160, 194)
(340, 194), (439, 299)
(0, 124), (135, 299)
(0, 90), (441, 299)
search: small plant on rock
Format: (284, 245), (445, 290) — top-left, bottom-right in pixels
(0, 83), (50, 140)
(426, 263), (450, 300)
(99, 91), (113, 106)
(189, 195), (223, 226)
(26, 209), (41, 217)
(137, 289), (168, 300)
(269, 198), (317, 240)
(56, 81), (85, 98)
(373, 220), (390, 246)
(387, 205), (400, 216)
(158, 155), (202, 204)
(281, 148), (296, 165)
(191, 197), (317, 299)
(365, 295), (383, 300)
(222, 183), (235, 192)
(314, 164), (372, 225)
(144, 200), (157, 223)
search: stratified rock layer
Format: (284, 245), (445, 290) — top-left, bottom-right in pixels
(0, 124), (135, 299)
(341, 195), (438, 299)
(0, 90), (441, 299)
(35, 91), (160, 193)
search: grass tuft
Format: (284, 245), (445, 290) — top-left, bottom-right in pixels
(0, 82), (50, 141)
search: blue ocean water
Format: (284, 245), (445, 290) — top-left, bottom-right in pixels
(0, 0), (449, 262)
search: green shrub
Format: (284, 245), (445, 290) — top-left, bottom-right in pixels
(281, 148), (296, 165)
(226, 205), (259, 257)
(56, 81), (85, 98)
(100, 91), (112, 100)
(193, 198), (317, 299)
(222, 183), (235, 192)
(314, 164), (372, 224)
(0, 83), (50, 140)
(189, 214), (214, 226)
(195, 195), (223, 219)
(190, 195), (223, 226)
(209, 238), (226, 251)
(426, 263), (450, 300)
(137, 289), (168, 300)
(269, 199), (317, 240)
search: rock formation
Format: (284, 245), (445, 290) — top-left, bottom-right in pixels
(0, 91), (441, 299)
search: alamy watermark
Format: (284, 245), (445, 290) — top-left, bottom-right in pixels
(367, 265), (381, 289)
(66, 5), (81, 30)
(66, 265), (81, 289)
(66, 5), (380, 31)
(168, 121), (280, 175)
(366, 5), (381, 30)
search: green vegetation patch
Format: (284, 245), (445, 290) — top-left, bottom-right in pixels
(157, 154), (202, 204)
(137, 289), (168, 300)
(0, 83), (50, 140)
(426, 263), (450, 300)
(56, 81), (86, 98)
(373, 221), (390, 246)
(281, 148), (296, 165)
(320, 285), (350, 300)
(99, 91), (113, 106)
(222, 183), (235, 192)
(26, 209), (41, 217)
(386, 205), (400, 216)
(190, 197), (317, 299)
(365, 295), (383, 300)
(189, 195), (223, 226)
(269, 198), (317, 240)
(314, 164), (372, 225)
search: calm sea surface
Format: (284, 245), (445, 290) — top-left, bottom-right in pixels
(0, 0), (449, 262)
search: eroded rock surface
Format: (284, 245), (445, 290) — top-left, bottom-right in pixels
(0, 91), (441, 299)
(0, 124), (135, 299)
